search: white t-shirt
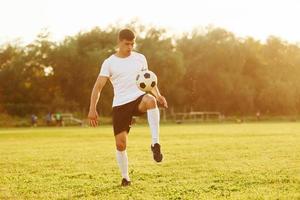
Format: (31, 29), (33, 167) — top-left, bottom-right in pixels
(99, 51), (148, 107)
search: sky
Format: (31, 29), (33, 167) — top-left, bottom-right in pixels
(0, 0), (299, 45)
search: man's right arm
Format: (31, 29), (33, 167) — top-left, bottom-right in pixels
(88, 76), (108, 127)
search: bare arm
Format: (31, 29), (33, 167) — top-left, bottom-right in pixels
(88, 76), (108, 126)
(151, 85), (168, 108)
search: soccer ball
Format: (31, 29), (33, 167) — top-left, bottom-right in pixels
(136, 70), (157, 92)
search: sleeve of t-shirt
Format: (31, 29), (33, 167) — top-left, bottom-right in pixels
(99, 59), (111, 77)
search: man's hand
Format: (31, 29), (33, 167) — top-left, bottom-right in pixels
(87, 76), (108, 127)
(88, 109), (99, 127)
(156, 95), (168, 108)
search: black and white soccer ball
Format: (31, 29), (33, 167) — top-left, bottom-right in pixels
(136, 70), (157, 92)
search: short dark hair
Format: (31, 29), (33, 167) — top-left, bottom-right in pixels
(118, 29), (135, 41)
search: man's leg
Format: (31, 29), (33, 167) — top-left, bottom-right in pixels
(138, 94), (163, 162)
(115, 131), (131, 186)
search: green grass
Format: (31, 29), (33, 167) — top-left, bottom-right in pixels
(0, 123), (300, 199)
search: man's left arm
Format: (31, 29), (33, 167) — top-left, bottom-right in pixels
(151, 86), (168, 108)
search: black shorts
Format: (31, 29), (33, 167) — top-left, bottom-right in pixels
(112, 94), (146, 135)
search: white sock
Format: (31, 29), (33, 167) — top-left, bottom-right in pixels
(147, 107), (160, 145)
(116, 150), (130, 181)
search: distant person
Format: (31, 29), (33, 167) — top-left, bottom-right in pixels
(55, 112), (62, 126)
(88, 29), (168, 186)
(45, 112), (52, 126)
(31, 114), (38, 127)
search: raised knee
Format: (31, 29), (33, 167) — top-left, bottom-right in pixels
(145, 95), (157, 108)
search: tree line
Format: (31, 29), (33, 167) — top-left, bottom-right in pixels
(1, 24), (300, 117)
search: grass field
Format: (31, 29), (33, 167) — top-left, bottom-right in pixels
(0, 123), (300, 199)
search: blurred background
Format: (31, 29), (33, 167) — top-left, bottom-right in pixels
(1, 0), (300, 126)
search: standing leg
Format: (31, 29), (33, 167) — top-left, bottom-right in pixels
(115, 131), (131, 186)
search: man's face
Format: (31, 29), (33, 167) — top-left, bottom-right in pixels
(118, 39), (135, 55)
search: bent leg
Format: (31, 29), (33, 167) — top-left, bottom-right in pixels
(138, 94), (160, 145)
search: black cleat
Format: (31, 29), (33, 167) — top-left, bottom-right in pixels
(151, 143), (163, 162)
(121, 178), (131, 187)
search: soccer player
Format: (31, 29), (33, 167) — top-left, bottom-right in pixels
(88, 29), (168, 186)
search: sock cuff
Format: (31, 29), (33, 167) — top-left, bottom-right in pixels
(147, 107), (159, 113)
(116, 150), (127, 155)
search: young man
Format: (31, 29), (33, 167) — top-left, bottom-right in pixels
(88, 29), (168, 186)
